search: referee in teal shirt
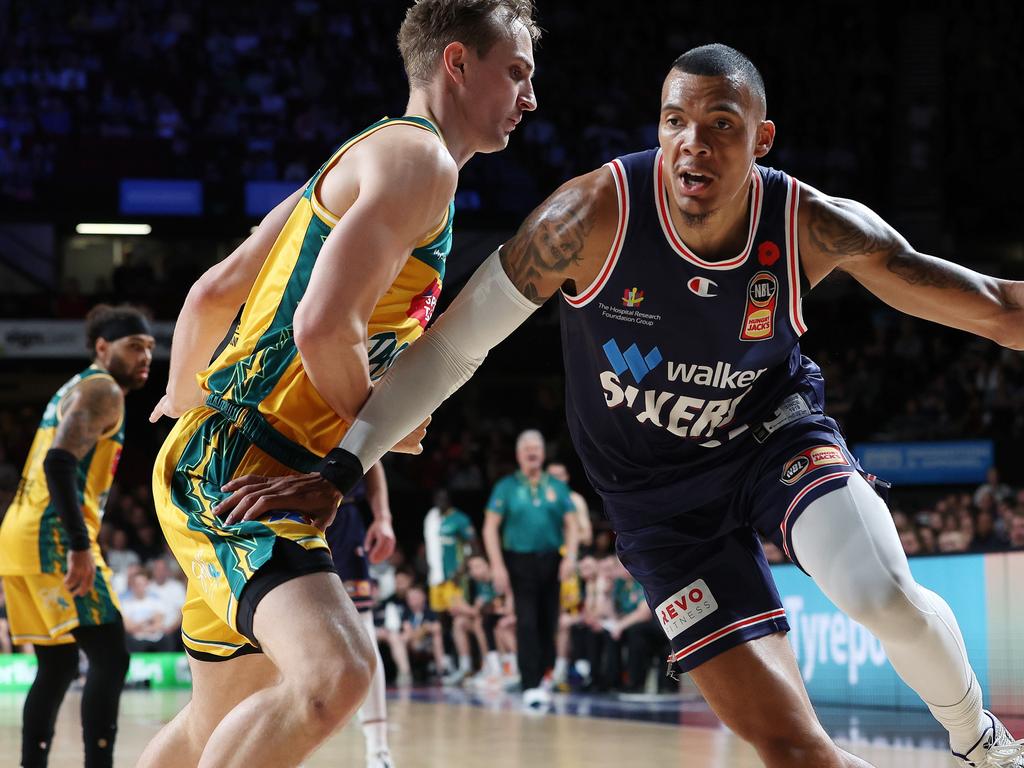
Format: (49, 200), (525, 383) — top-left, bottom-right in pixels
(483, 430), (578, 705)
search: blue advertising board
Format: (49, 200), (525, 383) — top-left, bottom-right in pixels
(245, 181), (297, 217)
(773, 554), (988, 710)
(120, 179), (203, 216)
(854, 440), (993, 485)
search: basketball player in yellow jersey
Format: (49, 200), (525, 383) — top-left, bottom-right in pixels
(139, 3), (538, 767)
(0, 304), (154, 768)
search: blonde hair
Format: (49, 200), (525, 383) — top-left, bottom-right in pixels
(398, 0), (540, 86)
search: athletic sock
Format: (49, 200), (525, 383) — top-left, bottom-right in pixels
(458, 655), (471, 673)
(358, 611), (390, 757)
(928, 673), (989, 757)
(485, 651), (501, 675)
(503, 653), (518, 675)
(553, 657), (569, 683)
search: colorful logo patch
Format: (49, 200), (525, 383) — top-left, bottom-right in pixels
(739, 271), (778, 341)
(621, 287), (645, 307)
(780, 444), (849, 485)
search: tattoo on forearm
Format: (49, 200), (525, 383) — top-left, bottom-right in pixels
(808, 197), (984, 295)
(884, 251), (981, 294)
(54, 384), (123, 457)
(501, 187), (595, 304)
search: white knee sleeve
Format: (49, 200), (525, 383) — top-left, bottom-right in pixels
(791, 474), (973, 705)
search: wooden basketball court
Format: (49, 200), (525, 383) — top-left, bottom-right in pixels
(0, 688), (955, 766)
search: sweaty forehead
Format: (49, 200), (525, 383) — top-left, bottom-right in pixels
(661, 71), (756, 114)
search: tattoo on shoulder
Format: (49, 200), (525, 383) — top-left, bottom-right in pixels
(55, 382), (123, 457)
(500, 186), (596, 304)
(806, 197), (895, 260)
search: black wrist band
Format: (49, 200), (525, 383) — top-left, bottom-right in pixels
(43, 448), (90, 551)
(313, 448), (365, 495)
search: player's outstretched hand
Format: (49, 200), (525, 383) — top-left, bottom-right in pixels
(364, 518), (396, 564)
(389, 416), (431, 454)
(217, 473), (342, 526)
(64, 549), (96, 597)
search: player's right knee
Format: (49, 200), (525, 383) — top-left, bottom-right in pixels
(285, 639), (375, 732)
(825, 562), (927, 641)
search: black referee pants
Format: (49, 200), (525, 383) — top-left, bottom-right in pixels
(505, 549), (561, 691)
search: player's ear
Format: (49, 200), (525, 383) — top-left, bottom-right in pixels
(442, 42), (468, 85)
(754, 120), (775, 159)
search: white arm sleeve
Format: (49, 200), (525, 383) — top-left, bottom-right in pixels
(339, 249), (540, 467)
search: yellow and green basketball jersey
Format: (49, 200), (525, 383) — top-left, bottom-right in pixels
(200, 116), (453, 471)
(0, 365), (124, 576)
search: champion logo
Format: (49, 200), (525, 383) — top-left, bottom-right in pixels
(687, 277), (718, 298)
(602, 338), (662, 383)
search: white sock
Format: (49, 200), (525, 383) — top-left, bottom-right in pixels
(358, 611), (390, 756)
(458, 654), (471, 673)
(927, 673), (989, 757)
(485, 651), (501, 675)
(553, 657), (568, 682)
(793, 476), (988, 753)
(503, 653), (518, 675)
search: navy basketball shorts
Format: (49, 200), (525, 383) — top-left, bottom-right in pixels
(324, 503), (374, 611)
(615, 417), (864, 673)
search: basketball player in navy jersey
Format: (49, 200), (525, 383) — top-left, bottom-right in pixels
(219, 44), (1024, 767)
(325, 462), (397, 768)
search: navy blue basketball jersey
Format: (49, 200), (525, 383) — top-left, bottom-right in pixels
(559, 148), (827, 529)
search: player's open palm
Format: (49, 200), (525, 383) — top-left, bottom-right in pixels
(64, 549), (96, 597)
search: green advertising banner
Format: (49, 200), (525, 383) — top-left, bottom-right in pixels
(0, 652), (191, 691)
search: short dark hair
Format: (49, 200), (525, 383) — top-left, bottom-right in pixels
(84, 303), (151, 351)
(398, 0), (540, 86)
(672, 44), (766, 115)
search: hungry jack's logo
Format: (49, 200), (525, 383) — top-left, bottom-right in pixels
(739, 271), (778, 341)
(622, 287), (645, 307)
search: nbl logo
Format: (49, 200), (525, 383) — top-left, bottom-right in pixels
(739, 271), (778, 341)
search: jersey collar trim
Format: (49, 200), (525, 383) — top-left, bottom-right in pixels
(653, 149), (763, 271)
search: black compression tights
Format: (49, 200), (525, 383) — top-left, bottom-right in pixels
(21, 621), (130, 768)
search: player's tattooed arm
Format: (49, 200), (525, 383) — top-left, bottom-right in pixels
(500, 168), (619, 304)
(53, 378), (124, 459)
(799, 186), (1024, 349)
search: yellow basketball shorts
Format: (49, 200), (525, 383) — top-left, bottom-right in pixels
(153, 406), (331, 661)
(429, 580), (467, 613)
(3, 564), (121, 646)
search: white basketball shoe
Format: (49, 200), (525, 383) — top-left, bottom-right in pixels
(952, 710), (1024, 767)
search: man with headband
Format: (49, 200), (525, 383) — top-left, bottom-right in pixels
(0, 303), (154, 768)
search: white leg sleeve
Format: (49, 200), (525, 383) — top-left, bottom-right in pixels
(791, 474), (987, 751)
(357, 610), (389, 755)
